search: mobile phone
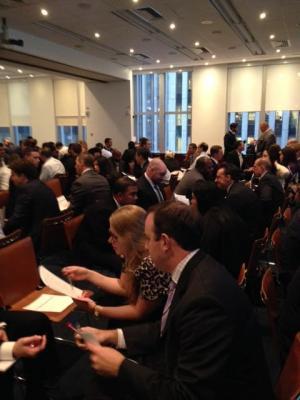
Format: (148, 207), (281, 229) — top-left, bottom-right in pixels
(66, 322), (99, 345)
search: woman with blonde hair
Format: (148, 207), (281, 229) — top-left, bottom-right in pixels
(63, 205), (170, 321)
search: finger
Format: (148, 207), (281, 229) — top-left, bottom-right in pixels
(85, 341), (100, 353)
(21, 335), (42, 345)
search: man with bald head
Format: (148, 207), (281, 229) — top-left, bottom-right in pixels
(256, 122), (276, 156)
(253, 157), (284, 228)
(137, 157), (167, 209)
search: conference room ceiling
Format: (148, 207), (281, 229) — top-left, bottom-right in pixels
(0, 0), (300, 71)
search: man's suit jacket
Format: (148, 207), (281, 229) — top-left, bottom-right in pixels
(137, 175), (165, 210)
(226, 181), (263, 239)
(224, 131), (237, 156)
(73, 200), (122, 274)
(174, 168), (204, 198)
(70, 170), (112, 215)
(256, 130), (276, 156)
(226, 150), (245, 170)
(118, 250), (273, 400)
(4, 179), (59, 248)
(256, 172), (284, 228)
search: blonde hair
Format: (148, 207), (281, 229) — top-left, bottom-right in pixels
(109, 205), (147, 273)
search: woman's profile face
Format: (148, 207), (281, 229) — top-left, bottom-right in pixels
(262, 150), (270, 161)
(108, 225), (128, 258)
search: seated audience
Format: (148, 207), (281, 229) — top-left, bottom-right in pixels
(61, 143), (82, 194)
(215, 163), (263, 240)
(192, 181), (249, 279)
(39, 148), (65, 181)
(252, 158), (284, 229)
(226, 140), (245, 171)
(93, 155), (113, 182)
(134, 147), (150, 179)
(209, 144), (223, 177)
(262, 144), (290, 187)
(175, 157), (213, 198)
(73, 176), (138, 272)
(75, 202), (273, 400)
(63, 205), (170, 322)
(137, 158), (167, 210)
(69, 153), (112, 215)
(189, 142), (209, 169)
(4, 160), (59, 249)
(183, 142), (197, 168)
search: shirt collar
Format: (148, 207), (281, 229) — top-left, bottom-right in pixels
(145, 172), (155, 188)
(82, 168), (92, 175)
(113, 196), (121, 208)
(171, 249), (199, 285)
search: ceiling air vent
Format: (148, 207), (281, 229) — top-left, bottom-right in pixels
(134, 53), (150, 61)
(270, 39), (291, 49)
(133, 6), (163, 22)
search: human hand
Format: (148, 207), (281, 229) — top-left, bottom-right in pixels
(86, 342), (125, 377)
(0, 329), (8, 342)
(13, 335), (46, 358)
(62, 266), (90, 281)
(75, 327), (118, 349)
(73, 296), (96, 312)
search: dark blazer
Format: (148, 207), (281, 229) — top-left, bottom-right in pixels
(226, 181), (263, 240)
(256, 172), (284, 228)
(70, 169), (112, 215)
(73, 200), (122, 274)
(4, 179), (59, 248)
(137, 174), (165, 210)
(118, 250), (273, 400)
(174, 168), (204, 198)
(226, 150), (245, 170)
(256, 131), (276, 156)
(224, 131), (237, 156)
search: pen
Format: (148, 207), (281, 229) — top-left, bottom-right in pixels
(67, 276), (73, 291)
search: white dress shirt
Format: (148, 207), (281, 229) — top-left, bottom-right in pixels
(40, 157), (66, 181)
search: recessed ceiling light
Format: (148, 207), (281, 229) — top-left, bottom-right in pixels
(281, 55), (286, 59)
(205, 62), (209, 66)
(0, 65), (4, 70)
(269, 34), (275, 40)
(178, 69), (183, 72)
(138, 67), (143, 71)
(259, 11), (267, 20)
(212, 54), (216, 59)
(283, 61), (287, 64)
(149, 71), (153, 74)
(297, 72), (300, 77)
(129, 48), (135, 54)
(170, 65), (174, 69)
(5, 76), (10, 79)
(247, 63), (251, 66)
(17, 69), (23, 73)
(169, 23), (176, 30)
(94, 32), (100, 39)
(156, 59), (160, 63)
(29, 74), (34, 78)
(276, 49), (281, 53)
(132, 0), (139, 3)
(242, 58), (246, 62)
(194, 41), (200, 47)
(41, 8), (48, 16)
(201, 20), (213, 25)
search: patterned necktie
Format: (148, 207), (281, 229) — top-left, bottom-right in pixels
(160, 280), (177, 335)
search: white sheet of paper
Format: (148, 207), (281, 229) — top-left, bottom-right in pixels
(0, 360), (15, 372)
(57, 195), (70, 212)
(23, 294), (73, 312)
(39, 265), (83, 298)
(174, 193), (190, 205)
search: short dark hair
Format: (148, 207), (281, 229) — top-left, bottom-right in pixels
(199, 142), (208, 152)
(41, 148), (52, 158)
(217, 162), (240, 181)
(56, 142), (63, 148)
(69, 143), (82, 155)
(104, 138), (112, 145)
(230, 122), (238, 130)
(112, 176), (137, 195)
(23, 138), (37, 148)
(77, 153), (94, 168)
(139, 137), (149, 147)
(136, 147), (150, 160)
(210, 145), (222, 157)
(128, 141), (136, 150)
(193, 181), (224, 215)
(10, 159), (38, 180)
(23, 147), (39, 157)
(189, 143), (197, 150)
(151, 201), (202, 251)
(195, 157), (211, 173)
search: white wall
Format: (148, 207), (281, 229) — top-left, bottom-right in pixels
(8, 81), (30, 126)
(29, 77), (56, 143)
(85, 81), (131, 150)
(192, 65), (227, 146)
(0, 83), (10, 126)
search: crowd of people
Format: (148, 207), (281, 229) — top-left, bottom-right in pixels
(0, 122), (300, 399)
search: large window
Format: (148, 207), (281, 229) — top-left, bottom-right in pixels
(133, 71), (192, 153)
(13, 126), (32, 144)
(266, 111), (299, 147)
(0, 127), (10, 143)
(57, 126), (79, 145)
(227, 112), (260, 140)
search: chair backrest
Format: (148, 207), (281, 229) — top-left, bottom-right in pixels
(55, 173), (69, 196)
(0, 237), (39, 306)
(283, 206), (292, 224)
(40, 210), (74, 255)
(0, 190), (9, 208)
(64, 214), (84, 249)
(276, 332), (300, 400)
(45, 178), (62, 198)
(261, 267), (280, 347)
(237, 263), (247, 288)
(0, 229), (22, 249)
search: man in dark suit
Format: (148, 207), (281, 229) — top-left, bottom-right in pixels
(70, 153), (112, 215)
(137, 158), (167, 210)
(79, 202), (273, 400)
(4, 160), (60, 249)
(209, 144), (223, 176)
(133, 147), (150, 179)
(215, 162), (263, 240)
(253, 158), (284, 229)
(226, 140), (245, 171)
(73, 176), (138, 273)
(224, 122), (238, 159)
(256, 122), (276, 157)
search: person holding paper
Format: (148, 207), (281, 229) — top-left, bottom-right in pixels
(63, 205), (170, 322)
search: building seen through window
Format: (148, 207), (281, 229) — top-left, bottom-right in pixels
(57, 126), (79, 145)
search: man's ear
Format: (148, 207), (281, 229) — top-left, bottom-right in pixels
(160, 233), (170, 252)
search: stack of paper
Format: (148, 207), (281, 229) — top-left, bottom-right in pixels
(24, 294), (73, 312)
(39, 266), (83, 298)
